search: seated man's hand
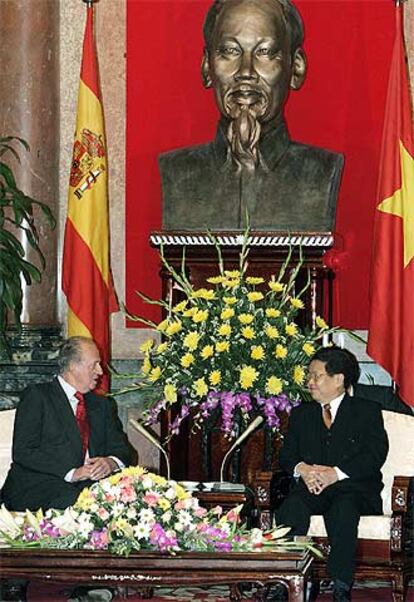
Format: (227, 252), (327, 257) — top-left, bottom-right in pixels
(71, 465), (94, 482)
(85, 456), (118, 481)
(296, 462), (324, 494)
(309, 465), (338, 495)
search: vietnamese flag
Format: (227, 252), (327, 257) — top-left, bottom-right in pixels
(62, 4), (118, 391)
(367, 3), (414, 407)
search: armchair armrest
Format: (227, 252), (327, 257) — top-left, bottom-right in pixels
(391, 475), (413, 513)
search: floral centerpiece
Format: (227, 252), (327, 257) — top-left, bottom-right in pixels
(119, 234), (337, 439)
(0, 467), (321, 558)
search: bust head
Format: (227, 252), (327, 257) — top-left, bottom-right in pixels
(202, 0), (306, 170)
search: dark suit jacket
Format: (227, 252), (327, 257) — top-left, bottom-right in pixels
(279, 394), (389, 513)
(1, 379), (133, 509)
(159, 120), (343, 232)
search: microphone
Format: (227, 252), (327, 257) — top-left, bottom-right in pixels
(129, 418), (171, 481)
(215, 415), (264, 490)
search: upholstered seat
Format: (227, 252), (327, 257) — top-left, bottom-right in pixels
(308, 410), (414, 602)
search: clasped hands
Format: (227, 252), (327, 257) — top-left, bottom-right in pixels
(72, 456), (118, 482)
(297, 462), (338, 495)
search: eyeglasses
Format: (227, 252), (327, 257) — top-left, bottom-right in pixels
(306, 371), (327, 383)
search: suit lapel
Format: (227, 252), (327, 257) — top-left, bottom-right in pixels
(51, 378), (83, 458)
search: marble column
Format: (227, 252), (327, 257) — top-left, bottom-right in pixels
(0, 0), (59, 326)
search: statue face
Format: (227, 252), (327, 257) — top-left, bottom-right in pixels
(203, 0), (299, 125)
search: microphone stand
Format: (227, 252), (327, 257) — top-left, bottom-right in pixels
(129, 418), (171, 481)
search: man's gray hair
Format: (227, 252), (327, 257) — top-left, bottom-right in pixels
(57, 336), (93, 374)
(203, 0), (304, 56)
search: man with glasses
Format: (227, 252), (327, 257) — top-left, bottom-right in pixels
(275, 347), (388, 601)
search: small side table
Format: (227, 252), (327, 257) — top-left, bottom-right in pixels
(195, 486), (259, 528)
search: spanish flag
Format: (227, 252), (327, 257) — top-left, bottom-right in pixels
(62, 4), (118, 391)
(367, 3), (414, 407)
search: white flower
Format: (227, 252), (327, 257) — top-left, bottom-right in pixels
(111, 503), (125, 517)
(52, 508), (79, 536)
(76, 513), (94, 537)
(139, 508), (155, 524)
(177, 510), (192, 526)
(249, 528), (263, 545)
(142, 476), (154, 490)
(126, 507), (137, 520)
(133, 522), (151, 540)
(164, 486), (177, 500)
(161, 510), (172, 523)
(0, 505), (22, 539)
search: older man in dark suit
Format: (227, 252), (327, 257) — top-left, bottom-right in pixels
(275, 347), (389, 602)
(2, 336), (134, 512)
(1, 337), (134, 601)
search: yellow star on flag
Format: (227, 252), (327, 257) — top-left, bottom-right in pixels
(377, 141), (414, 268)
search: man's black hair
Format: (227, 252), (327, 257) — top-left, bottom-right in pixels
(311, 346), (361, 390)
(203, 0), (304, 57)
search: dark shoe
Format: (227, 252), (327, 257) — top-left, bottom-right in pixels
(67, 586), (114, 602)
(266, 583), (288, 601)
(1, 581), (28, 602)
(332, 583), (351, 601)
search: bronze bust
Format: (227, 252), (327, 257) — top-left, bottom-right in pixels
(159, 0), (343, 232)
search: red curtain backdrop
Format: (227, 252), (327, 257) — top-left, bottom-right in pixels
(126, 0), (395, 329)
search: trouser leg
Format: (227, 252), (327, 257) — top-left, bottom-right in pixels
(323, 493), (360, 587)
(275, 484), (328, 536)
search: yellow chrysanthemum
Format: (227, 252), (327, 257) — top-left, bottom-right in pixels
(156, 342), (168, 354)
(156, 319), (168, 332)
(293, 365), (306, 385)
(193, 377), (209, 397)
(316, 316), (328, 330)
(224, 269), (240, 278)
(139, 339), (154, 354)
(75, 488), (94, 511)
(285, 322), (298, 337)
(275, 344), (288, 359)
(193, 309), (209, 323)
(238, 313), (254, 325)
(290, 297), (304, 309)
(141, 357), (152, 375)
(207, 275), (226, 284)
(218, 323), (232, 337)
(183, 307), (197, 318)
(191, 288), (215, 300)
(242, 326), (255, 340)
(216, 341), (230, 353)
(166, 320), (182, 336)
(303, 342), (316, 357)
(266, 376), (283, 395)
(148, 366), (162, 382)
(265, 325), (279, 339)
(158, 498), (171, 511)
(223, 279), (239, 289)
(172, 300), (188, 313)
(251, 345), (265, 360)
(268, 280), (285, 292)
(223, 296), (237, 305)
(246, 276), (265, 285)
(183, 331), (200, 350)
(239, 365), (258, 389)
(201, 345), (214, 359)
(266, 308), (281, 318)
(247, 291), (264, 302)
(164, 383), (177, 404)
(221, 307), (235, 320)
(209, 370), (222, 386)
(181, 353), (195, 368)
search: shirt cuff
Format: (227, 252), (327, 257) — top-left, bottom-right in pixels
(334, 466), (349, 481)
(293, 461), (304, 478)
(65, 468), (76, 482)
(109, 456), (125, 471)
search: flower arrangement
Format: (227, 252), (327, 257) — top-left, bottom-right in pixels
(120, 235), (337, 439)
(0, 467), (320, 558)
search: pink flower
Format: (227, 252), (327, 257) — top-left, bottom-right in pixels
(104, 494), (115, 503)
(97, 508), (110, 521)
(194, 507), (207, 518)
(143, 493), (160, 507)
(174, 500), (186, 510)
(120, 486), (137, 503)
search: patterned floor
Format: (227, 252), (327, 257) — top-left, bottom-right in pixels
(25, 581), (414, 601)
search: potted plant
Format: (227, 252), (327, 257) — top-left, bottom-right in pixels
(0, 136), (56, 356)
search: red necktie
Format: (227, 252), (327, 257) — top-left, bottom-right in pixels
(75, 391), (90, 456)
(322, 403), (332, 429)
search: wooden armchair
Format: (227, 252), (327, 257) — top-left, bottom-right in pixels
(306, 410), (414, 602)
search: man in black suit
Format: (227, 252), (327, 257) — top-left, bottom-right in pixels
(160, 0), (343, 232)
(2, 336), (134, 512)
(275, 347), (389, 601)
(1, 337), (134, 601)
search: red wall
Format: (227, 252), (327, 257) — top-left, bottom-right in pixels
(126, 0), (395, 329)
